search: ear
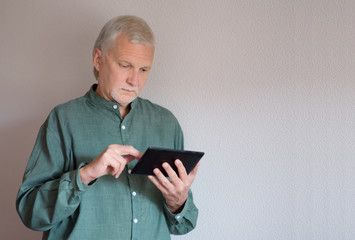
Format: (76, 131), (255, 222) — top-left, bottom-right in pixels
(93, 48), (102, 72)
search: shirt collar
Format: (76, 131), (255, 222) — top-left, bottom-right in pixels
(85, 84), (138, 112)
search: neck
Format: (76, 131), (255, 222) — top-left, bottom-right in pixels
(120, 104), (130, 119)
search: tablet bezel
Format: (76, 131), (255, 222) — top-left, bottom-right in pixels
(131, 147), (204, 176)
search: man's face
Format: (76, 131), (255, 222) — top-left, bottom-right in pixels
(93, 34), (155, 108)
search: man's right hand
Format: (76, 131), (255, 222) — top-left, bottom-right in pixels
(80, 144), (142, 185)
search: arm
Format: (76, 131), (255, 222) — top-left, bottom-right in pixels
(148, 113), (199, 234)
(16, 124), (87, 231)
(16, 122), (142, 231)
(163, 190), (199, 235)
(148, 160), (200, 234)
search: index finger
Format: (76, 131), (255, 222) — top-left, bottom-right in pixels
(113, 145), (143, 160)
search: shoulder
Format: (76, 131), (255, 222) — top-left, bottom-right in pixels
(53, 95), (88, 113)
(45, 95), (88, 127)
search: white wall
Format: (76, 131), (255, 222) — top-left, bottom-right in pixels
(1, 1), (354, 239)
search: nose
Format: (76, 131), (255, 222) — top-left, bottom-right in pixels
(127, 70), (138, 86)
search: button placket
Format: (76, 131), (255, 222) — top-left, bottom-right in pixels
(130, 180), (139, 234)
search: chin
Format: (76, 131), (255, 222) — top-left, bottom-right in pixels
(112, 94), (137, 105)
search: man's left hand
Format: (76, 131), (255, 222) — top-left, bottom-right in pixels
(148, 159), (200, 213)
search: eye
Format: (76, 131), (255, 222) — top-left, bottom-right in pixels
(140, 68), (149, 72)
(119, 63), (130, 69)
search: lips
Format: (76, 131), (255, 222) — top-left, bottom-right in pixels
(120, 87), (137, 93)
(122, 89), (135, 92)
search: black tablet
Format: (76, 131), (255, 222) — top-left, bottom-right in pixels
(131, 147), (204, 176)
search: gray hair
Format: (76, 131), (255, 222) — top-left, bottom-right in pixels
(92, 15), (155, 79)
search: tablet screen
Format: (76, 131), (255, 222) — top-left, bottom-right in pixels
(131, 147), (204, 176)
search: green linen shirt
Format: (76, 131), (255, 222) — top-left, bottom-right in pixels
(16, 84), (198, 240)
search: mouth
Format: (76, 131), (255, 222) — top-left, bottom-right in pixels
(121, 88), (137, 93)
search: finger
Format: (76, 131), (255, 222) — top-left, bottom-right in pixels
(187, 161), (200, 181)
(147, 175), (166, 194)
(108, 144), (141, 159)
(117, 158), (128, 178)
(153, 167), (173, 188)
(123, 155), (137, 163)
(162, 162), (180, 183)
(175, 159), (187, 180)
(119, 145), (143, 160)
(109, 144), (142, 163)
(110, 154), (128, 178)
(109, 159), (122, 178)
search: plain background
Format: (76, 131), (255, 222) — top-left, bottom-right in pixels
(1, 1), (354, 239)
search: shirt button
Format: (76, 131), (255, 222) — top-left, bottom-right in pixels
(122, 125), (126, 130)
(133, 218), (138, 224)
(113, 105), (118, 110)
(175, 215), (181, 220)
(132, 191), (137, 196)
(128, 169), (132, 174)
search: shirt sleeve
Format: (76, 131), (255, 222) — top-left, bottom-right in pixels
(163, 190), (199, 235)
(15, 119), (91, 231)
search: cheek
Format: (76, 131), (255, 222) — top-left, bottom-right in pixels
(108, 69), (127, 84)
(138, 78), (148, 92)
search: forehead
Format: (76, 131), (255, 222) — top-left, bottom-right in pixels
(109, 34), (155, 65)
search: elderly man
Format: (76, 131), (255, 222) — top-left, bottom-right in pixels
(16, 15), (199, 240)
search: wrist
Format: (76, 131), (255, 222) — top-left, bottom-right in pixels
(80, 165), (96, 185)
(166, 200), (186, 214)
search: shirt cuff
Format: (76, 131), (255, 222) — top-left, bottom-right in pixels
(163, 193), (193, 224)
(75, 162), (96, 191)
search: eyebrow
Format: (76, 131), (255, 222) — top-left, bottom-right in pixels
(117, 59), (151, 69)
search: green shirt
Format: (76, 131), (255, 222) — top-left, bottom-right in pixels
(16, 85), (198, 240)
